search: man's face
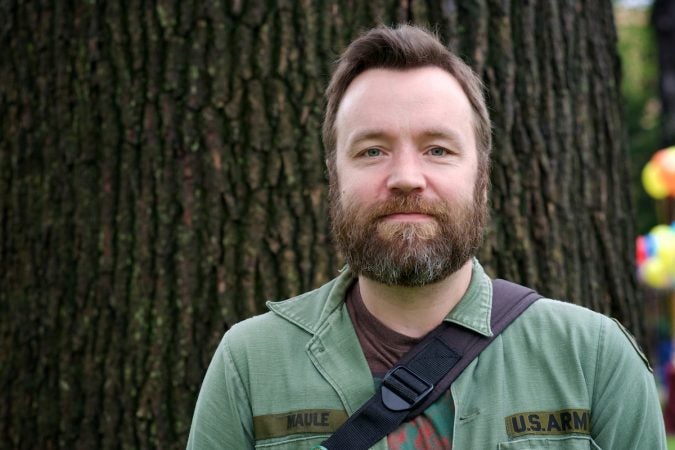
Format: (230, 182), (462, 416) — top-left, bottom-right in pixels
(329, 66), (487, 287)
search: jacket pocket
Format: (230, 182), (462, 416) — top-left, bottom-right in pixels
(498, 436), (601, 449)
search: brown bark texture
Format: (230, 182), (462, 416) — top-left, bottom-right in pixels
(0, 0), (638, 449)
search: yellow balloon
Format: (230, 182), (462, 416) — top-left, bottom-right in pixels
(651, 224), (673, 238)
(651, 224), (674, 259)
(658, 233), (675, 271)
(642, 161), (669, 199)
(642, 257), (670, 288)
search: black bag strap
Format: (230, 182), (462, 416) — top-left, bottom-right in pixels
(317, 279), (542, 450)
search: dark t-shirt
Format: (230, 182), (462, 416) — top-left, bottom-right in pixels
(346, 281), (454, 449)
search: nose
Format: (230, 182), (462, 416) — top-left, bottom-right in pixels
(386, 148), (427, 194)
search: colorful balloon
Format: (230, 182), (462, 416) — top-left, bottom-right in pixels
(655, 148), (675, 193)
(636, 223), (675, 289)
(636, 147), (675, 287)
(636, 236), (647, 265)
(642, 146), (675, 198)
(642, 161), (669, 199)
(646, 234), (657, 258)
(641, 257), (670, 289)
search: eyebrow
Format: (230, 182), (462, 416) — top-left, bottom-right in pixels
(348, 127), (465, 148)
(421, 128), (464, 147)
(348, 130), (392, 146)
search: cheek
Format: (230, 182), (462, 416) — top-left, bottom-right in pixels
(336, 179), (376, 213)
(337, 185), (358, 209)
(337, 169), (361, 195)
(433, 173), (476, 203)
(343, 175), (379, 195)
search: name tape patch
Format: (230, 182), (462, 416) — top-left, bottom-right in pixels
(505, 409), (591, 438)
(253, 409), (348, 441)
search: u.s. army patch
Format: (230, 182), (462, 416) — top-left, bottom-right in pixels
(505, 409), (590, 438)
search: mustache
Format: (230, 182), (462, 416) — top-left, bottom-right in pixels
(368, 196), (449, 219)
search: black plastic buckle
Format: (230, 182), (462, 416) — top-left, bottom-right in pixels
(381, 365), (434, 412)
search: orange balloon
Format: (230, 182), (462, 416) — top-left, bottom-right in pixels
(652, 147), (675, 195)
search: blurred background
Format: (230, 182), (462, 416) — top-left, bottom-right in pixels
(615, 0), (675, 439)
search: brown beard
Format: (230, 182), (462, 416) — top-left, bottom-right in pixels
(330, 185), (487, 287)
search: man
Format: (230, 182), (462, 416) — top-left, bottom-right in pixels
(187, 25), (666, 449)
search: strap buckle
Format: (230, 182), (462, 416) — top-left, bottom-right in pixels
(381, 365), (433, 412)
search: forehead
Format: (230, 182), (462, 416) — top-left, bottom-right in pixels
(334, 67), (475, 148)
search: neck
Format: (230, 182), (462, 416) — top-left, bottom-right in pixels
(357, 260), (473, 338)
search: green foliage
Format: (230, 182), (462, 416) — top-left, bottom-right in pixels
(616, 6), (661, 234)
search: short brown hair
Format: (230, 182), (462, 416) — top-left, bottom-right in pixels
(323, 24), (491, 181)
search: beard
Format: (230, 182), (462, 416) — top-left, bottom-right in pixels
(329, 183), (488, 287)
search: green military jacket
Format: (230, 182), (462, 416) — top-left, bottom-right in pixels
(187, 261), (666, 449)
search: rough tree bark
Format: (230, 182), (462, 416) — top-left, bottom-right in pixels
(0, 1), (637, 449)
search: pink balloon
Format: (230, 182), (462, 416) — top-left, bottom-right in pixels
(636, 235), (648, 265)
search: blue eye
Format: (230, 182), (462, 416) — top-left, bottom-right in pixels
(429, 147), (447, 156)
(365, 148), (381, 157)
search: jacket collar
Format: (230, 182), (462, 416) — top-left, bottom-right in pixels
(267, 259), (493, 337)
(444, 259), (493, 337)
(266, 267), (356, 334)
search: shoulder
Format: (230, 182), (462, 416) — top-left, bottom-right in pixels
(214, 307), (317, 393)
(523, 298), (638, 339)
(219, 269), (354, 362)
(221, 296), (317, 358)
(223, 309), (294, 351)
(526, 297), (603, 318)
(519, 298), (626, 342)
(515, 298), (651, 371)
(516, 297), (609, 335)
(499, 298), (609, 357)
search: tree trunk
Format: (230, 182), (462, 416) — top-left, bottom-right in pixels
(0, 1), (637, 448)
